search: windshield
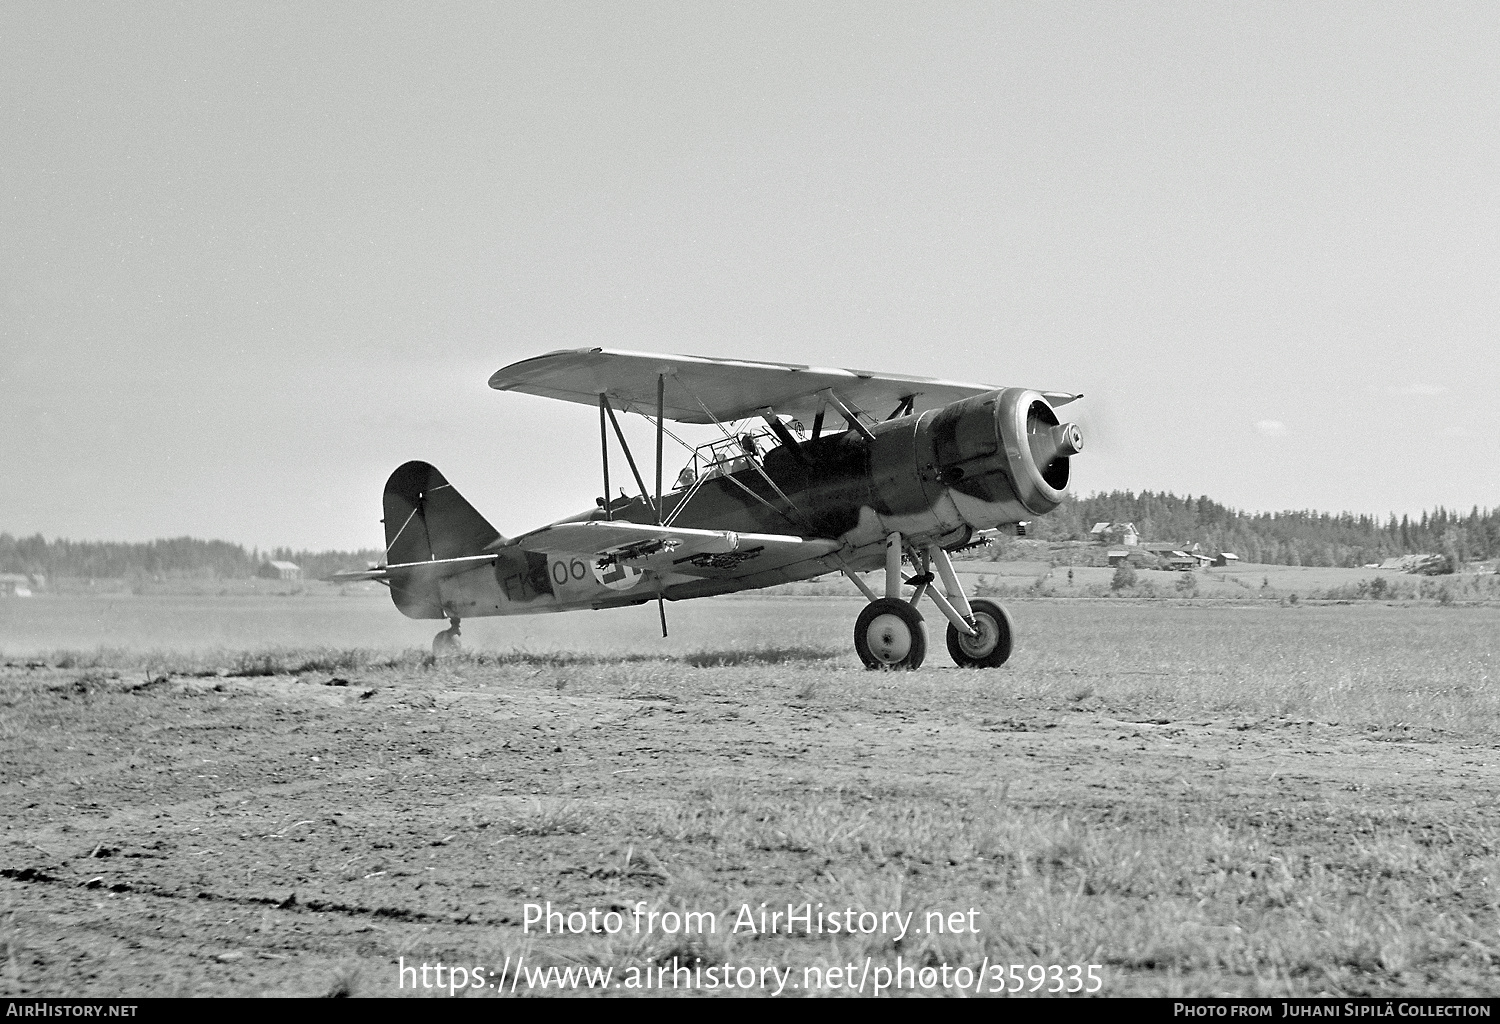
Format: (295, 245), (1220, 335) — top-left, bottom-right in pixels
(675, 426), (793, 489)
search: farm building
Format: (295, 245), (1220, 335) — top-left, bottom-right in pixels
(257, 560), (302, 581)
(1101, 532), (1237, 570)
(0, 572), (35, 596)
(1377, 554), (1448, 574)
(1138, 543), (1196, 570)
(1091, 522), (1139, 546)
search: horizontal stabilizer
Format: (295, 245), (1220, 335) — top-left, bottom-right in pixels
(325, 554), (497, 585)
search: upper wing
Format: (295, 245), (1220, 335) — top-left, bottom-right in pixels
(507, 519), (839, 578)
(489, 348), (1080, 424)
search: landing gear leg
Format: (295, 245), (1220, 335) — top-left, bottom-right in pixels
(847, 532), (928, 670)
(433, 617), (462, 656)
(926, 546), (1013, 668)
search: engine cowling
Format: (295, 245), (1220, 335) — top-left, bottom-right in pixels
(868, 388), (1081, 528)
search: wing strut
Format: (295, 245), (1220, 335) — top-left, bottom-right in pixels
(598, 394), (612, 521)
(602, 400), (654, 515)
(742, 445), (815, 533)
(655, 374), (665, 526)
(718, 471), (802, 531)
(663, 469), (711, 527)
(760, 410), (811, 466)
(818, 389), (876, 441)
(656, 372), (668, 637)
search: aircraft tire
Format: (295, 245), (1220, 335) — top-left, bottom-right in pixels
(945, 599), (1013, 668)
(854, 598), (927, 671)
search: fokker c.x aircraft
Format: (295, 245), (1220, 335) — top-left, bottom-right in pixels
(333, 350), (1083, 670)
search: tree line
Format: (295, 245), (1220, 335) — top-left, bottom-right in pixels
(1027, 492), (1500, 568)
(2, 490), (1496, 578)
(0, 533), (382, 581)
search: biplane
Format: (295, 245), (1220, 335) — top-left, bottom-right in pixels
(333, 349), (1082, 669)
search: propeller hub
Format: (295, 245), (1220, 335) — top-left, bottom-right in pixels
(1050, 422), (1083, 459)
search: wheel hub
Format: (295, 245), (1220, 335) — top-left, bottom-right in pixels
(866, 613), (913, 663)
(957, 614), (998, 657)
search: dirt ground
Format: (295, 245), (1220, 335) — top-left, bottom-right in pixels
(2, 601), (1498, 997)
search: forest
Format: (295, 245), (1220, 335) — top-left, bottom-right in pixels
(0, 534), (381, 582)
(1028, 492), (1499, 568)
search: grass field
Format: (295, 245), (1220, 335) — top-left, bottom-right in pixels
(2, 596), (1498, 997)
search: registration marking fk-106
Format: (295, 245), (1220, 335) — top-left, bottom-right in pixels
(548, 555), (644, 592)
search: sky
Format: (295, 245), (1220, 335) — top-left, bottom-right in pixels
(3, 2), (1497, 550)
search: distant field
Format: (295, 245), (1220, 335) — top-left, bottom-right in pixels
(772, 561), (1499, 603)
(957, 558), (1498, 595)
(2, 597), (1497, 997)
(0, 588), (871, 658)
(4, 560), (1494, 658)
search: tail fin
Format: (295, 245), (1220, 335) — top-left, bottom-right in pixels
(383, 461), (502, 564)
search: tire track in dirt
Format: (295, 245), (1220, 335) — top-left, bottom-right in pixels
(7, 651), (1500, 996)
(0, 873), (488, 997)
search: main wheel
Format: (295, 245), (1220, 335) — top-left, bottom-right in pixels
(946, 598), (1013, 668)
(854, 598), (927, 670)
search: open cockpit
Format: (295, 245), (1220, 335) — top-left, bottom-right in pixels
(672, 425), (790, 489)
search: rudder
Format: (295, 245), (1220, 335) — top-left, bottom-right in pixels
(380, 462), (503, 621)
(383, 461), (502, 564)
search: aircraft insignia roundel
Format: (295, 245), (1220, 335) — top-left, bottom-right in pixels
(593, 559), (644, 591)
